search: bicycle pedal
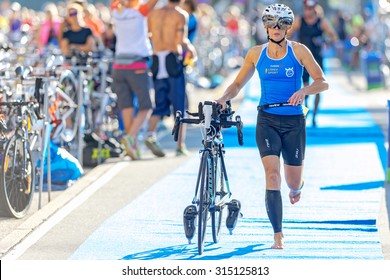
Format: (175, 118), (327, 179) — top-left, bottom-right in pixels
(183, 205), (197, 241)
(226, 199), (241, 234)
(227, 199), (241, 211)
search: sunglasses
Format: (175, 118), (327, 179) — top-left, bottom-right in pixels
(262, 16), (293, 30)
(68, 10), (78, 17)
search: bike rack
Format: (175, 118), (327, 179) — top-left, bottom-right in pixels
(0, 75), (54, 209)
(38, 77), (58, 207)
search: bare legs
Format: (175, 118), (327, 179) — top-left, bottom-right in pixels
(146, 115), (187, 150)
(261, 156), (304, 249)
(285, 164), (304, 205)
(272, 232), (284, 249)
(122, 107), (151, 149)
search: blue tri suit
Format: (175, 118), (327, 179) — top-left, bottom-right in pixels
(256, 41), (304, 115)
(255, 41), (306, 166)
(255, 40), (306, 234)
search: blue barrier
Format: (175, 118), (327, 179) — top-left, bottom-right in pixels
(361, 50), (384, 90)
(388, 100), (390, 182)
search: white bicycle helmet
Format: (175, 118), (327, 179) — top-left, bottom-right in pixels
(262, 3), (294, 27)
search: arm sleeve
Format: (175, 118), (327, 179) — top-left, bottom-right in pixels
(139, 3), (150, 17)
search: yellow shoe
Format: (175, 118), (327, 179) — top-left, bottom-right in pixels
(120, 135), (138, 160)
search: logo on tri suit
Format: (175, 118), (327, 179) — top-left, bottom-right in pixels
(295, 148), (299, 159)
(285, 67), (294, 78)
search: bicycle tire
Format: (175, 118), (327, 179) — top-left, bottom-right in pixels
(57, 74), (79, 143)
(197, 150), (210, 255)
(211, 149), (226, 243)
(0, 135), (35, 218)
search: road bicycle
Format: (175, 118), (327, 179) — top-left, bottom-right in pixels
(0, 66), (44, 218)
(172, 100), (244, 255)
(56, 50), (119, 164)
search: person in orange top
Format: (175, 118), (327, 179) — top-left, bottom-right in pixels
(110, 0), (160, 160)
(83, 3), (105, 47)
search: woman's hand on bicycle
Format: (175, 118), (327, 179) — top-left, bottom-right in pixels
(215, 97), (228, 110)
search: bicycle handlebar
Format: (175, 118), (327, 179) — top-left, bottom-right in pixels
(172, 100), (244, 146)
(0, 100), (44, 121)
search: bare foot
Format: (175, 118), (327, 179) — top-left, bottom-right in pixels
(271, 232), (284, 249)
(289, 189), (301, 204)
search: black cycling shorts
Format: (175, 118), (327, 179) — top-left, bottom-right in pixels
(256, 110), (306, 166)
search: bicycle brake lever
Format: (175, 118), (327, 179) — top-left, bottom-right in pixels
(172, 111), (182, 141)
(236, 115), (244, 146)
(186, 111), (199, 117)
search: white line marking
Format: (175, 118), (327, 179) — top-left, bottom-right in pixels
(2, 161), (129, 260)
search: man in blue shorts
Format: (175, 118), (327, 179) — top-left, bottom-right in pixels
(144, 0), (196, 157)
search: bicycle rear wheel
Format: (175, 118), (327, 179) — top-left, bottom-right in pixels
(211, 149), (226, 243)
(58, 72), (79, 143)
(0, 135), (35, 218)
(197, 150), (210, 255)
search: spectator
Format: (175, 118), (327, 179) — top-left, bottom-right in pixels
(37, 3), (62, 54)
(110, 0), (159, 160)
(182, 0), (198, 44)
(102, 21), (116, 54)
(60, 3), (96, 56)
(332, 9), (347, 61)
(144, 0), (197, 157)
(83, 3), (105, 48)
(289, 0), (338, 127)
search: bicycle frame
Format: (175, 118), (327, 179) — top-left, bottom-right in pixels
(0, 101), (37, 218)
(0, 68), (46, 218)
(192, 126), (231, 210)
(174, 100), (244, 254)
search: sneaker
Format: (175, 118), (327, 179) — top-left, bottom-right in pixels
(226, 199), (241, 234)
(135, 147), (141, 160)
(144, 136), (165, 157)
(176, 146), (189, 156)
(183, 205), (197, 243)
(121, 135), (139, 160)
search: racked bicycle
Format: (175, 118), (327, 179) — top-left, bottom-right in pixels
(172, 100), (244, 255)
(0, 66), (44, 218)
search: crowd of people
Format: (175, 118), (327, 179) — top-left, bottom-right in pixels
(0, 0), (254, 158)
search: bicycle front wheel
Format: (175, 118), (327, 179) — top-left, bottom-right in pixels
(58, 72), (79, 143)
(0, 135), (35, 218)
(211, 149), (226, 243)
(197, 150), (210, 255)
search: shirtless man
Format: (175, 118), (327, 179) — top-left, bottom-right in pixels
(144, 0), (197, 157)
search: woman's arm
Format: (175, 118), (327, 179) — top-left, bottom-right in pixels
(70, 35), (96, 53)
(60, 37), (70, 56)
(288, 42), (329, 105)
(216, 46), (260, 105)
